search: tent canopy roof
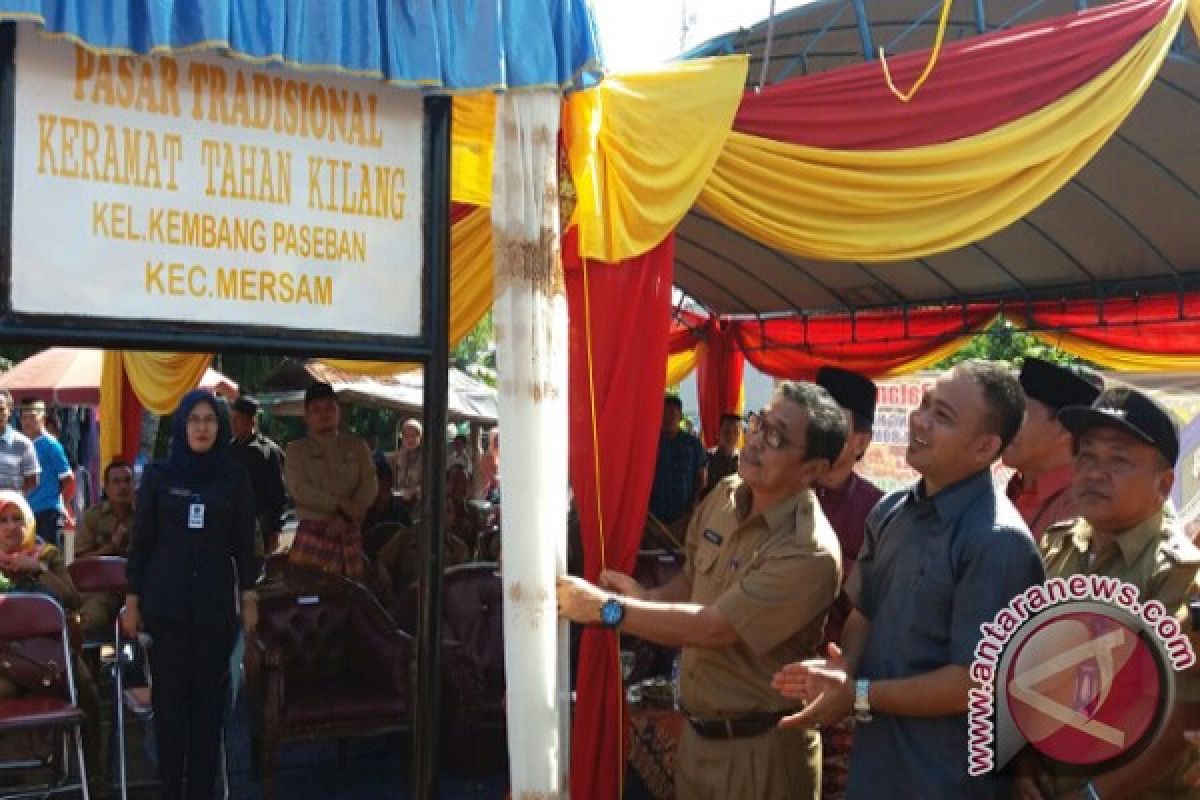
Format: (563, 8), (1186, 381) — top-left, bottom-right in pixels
(678, 0), (1200, 320)
(259, 359), (497, 423)
(0, 347), (237, 405)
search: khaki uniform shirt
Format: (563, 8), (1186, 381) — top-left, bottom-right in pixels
(1040, 511), (1200, 798)
(74, 502), (133, 558)
(679, 476), (842, 717)
(285, 432), (377, 521)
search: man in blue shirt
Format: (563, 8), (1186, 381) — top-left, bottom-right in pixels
(648, 395), (707, 539)
(20, 398), (74, 548)
(773, 360), (1046, 799)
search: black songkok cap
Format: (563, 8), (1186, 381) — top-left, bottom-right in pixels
(1059, 387), (1179, 467)
(304, 381), (336, 405)
(1018, 357), (1100, 413)
(815, 366), (877, 421)
(231, 395), (260, 416)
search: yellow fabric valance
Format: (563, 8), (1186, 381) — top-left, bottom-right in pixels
(452, 94), (497, 209)
(694, 0), (1183, 263)
(1029, 330), (1200, 371)
(566, 56), (748, 262)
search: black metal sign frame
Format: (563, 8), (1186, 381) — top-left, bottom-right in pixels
(0, 21), (451, 798)
(0, 22), (437, 363)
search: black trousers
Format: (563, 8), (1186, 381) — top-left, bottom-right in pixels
(34, 509), (63, 549)
(143, 613), (236, 800)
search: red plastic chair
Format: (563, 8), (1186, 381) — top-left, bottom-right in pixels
(67, 557), (128, 596)
(0, 593), (91, 799)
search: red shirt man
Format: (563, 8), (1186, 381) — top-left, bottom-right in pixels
(1002, 357), (1101, 541)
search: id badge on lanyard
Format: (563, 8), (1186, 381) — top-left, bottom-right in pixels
(188, 494), (206, 530)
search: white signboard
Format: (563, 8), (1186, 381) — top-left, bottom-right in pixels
(9, 26), (424, 337)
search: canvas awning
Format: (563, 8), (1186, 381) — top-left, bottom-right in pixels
(257, 358), (497, 423)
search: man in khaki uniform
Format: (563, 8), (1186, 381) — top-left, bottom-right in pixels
(559, 381), (847, 799)
(1016, 387), (1200, 799)
(74, 459), (135, 633)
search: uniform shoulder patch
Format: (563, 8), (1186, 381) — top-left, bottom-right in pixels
(1164, 534), (1200, 567)
(1043, 517), (1079, 535)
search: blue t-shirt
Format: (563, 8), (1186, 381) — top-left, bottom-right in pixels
(29, 433), (71, 513)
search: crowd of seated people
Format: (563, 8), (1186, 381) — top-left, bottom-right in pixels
(1, 391), (508, 796)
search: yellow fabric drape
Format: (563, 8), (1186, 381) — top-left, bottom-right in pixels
(566, 56), (748, 262)
(99, 351), (125, 472)
(666, 344), (701, 386)
(1028, 330), (1200, 371)
(1190, 0), (1200, 45)
(695, 0), (1184, 263)
(122, 353), (212, 414)
(98, 351), (213, 468)
(452, 93), (497, 208)
(322, 205), (495, 376)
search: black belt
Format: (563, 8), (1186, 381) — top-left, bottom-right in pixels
(686, 711), (785, 740)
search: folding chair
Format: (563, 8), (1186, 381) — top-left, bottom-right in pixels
(112, 612), (229, 800)
(0, 593), (90, 799)
(67, 556), (127, 657)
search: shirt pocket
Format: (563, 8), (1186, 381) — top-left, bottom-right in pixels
(693, 541), (721, 576)
(910, 566), (955, 647)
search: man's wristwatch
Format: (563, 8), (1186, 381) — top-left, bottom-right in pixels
(599, 596), (625, 628)
(853, 678), (872, 722)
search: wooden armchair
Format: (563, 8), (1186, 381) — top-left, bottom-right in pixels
(244, 569), (412, 800)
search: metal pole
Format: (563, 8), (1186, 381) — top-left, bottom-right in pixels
(758, 0), (778, 89)
(413, 93), (452, 800)
(852, 0), (877, 60)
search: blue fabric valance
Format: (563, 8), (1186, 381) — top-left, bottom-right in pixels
(0, 0), (604, 92)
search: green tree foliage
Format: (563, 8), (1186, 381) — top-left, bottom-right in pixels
(934, 318), (1087, 369)
(451, 311), (496, 386)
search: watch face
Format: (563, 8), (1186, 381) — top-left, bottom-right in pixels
(601, 598), (623, 627)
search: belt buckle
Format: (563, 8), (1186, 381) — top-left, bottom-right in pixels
(724, 719), (734, 739)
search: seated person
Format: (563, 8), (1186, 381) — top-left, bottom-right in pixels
(0, 490), (105, 794)
(73, 460), (135, 635)
(362, 455), (412, 560)
(378, 465), (473, 592)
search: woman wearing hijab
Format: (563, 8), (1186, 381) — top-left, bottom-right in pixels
(123, 389), (257, 800)
(0, 489), (106, 795)
(0, 489), (79, 605)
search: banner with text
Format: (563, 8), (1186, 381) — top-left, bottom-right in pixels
(9, 26), (423, 337)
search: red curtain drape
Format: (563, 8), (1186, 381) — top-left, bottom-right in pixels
(694, 319), (744, 448)
(1021, 292), (1200, 352)
(670, 304), (999, 379)
(566, 230), (675, 800)
(733, 0), (1169, 150)
(119, 364), (143, 465)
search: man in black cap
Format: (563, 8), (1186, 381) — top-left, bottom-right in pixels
(813, 366), (884, 800)
(1017, 388), (1200, 798)
(703, 412), (744, 495)
(1003, 358), (1102, 541)
(229, 395), (288, 557)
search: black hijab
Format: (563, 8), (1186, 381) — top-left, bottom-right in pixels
(164, 389), (231, 481)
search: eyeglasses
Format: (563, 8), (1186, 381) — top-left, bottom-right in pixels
(746, 410), (792, 450)
(186, 414), (219, 428)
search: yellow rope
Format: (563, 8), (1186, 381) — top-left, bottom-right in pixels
(880, 0), (954, 103)
(580, 257), (624, 796)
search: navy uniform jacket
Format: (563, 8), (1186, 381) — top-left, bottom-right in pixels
(127, 461), (258, 624)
